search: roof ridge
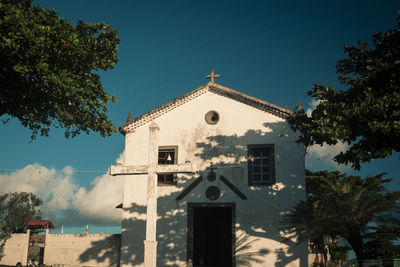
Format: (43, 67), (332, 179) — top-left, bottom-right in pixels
(120, 83), (209, 133)
(208, 82), (293, 115)
(120, 82), (293, 134)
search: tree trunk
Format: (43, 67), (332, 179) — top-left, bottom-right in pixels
(323, 250), (327, 267)
(347, 232), (364, 267)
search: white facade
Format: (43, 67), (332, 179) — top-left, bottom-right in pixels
(113, 82), (307, 267)
(0, 231), (121, 267)
(43, 232), (121, 266)
(0, 232), (30, 266)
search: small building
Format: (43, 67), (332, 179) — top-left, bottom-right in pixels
(26, 220), (55, 232)
(26, 219), (55, 249)
(110, 72), (308, 266)
(26, 220), (55, 265)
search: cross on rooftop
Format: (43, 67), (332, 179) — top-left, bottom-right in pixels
(205, 70), (220, 83)
(207, 163), (217, 181)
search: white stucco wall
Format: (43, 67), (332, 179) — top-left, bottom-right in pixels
(43, 233), (121, 267)
(120, 88), (307, 267)
(0, 232), (29, 266)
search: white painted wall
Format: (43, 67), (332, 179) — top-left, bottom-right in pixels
(43, 233), (121, 267)
(120, 88), (307, 266)
(0, 232), (29, 266)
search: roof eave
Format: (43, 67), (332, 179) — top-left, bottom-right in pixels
(120, 82), (293, 135)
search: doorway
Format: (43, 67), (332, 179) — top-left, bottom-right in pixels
(187, 203), (235, 267)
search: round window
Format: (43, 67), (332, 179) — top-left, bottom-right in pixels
(205, 186), (220, 201)
(205, 110), (220, 125)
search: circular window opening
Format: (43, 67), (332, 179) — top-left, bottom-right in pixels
(205, 110), (220, 125)
(205, 186), (220, 201)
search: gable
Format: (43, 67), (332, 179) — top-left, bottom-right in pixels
(120, 82), (293, 134)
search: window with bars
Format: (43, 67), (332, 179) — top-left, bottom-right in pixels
(157, 146), (177, 185)
(247, 144), (275, 185)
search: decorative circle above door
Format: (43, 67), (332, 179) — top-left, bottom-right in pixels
(205, 186), (220, 201)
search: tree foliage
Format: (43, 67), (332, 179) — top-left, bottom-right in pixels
(0, 0), (120, 139)
(363, 224), (400, 259)
(0, 192), (43, 260)
(288, 15), (400, 169)
(282, 170), (400, 266)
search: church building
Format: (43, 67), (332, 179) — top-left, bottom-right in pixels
(110, 71), (307, 267)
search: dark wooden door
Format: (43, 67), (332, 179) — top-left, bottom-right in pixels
(191, 206), (232, 267)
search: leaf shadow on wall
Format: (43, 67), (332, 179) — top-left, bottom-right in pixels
(78, 121), (307, 267)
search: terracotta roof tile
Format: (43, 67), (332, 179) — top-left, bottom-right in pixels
(26, 219), (55, 229)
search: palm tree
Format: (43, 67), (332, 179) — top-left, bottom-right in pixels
(282, 170), (400, 266)
(282, 170), (343, 266)
(282, 200), (333, 266)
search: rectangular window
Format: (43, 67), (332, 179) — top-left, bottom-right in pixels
(158, 146), (177, 185)
(247, 144), (275, 186)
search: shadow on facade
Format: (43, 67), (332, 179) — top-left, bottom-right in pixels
(79, 121), (307, 266)
(78, 234), (121, 266)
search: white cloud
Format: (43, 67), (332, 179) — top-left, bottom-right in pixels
(0, 160), (123, 226)
(74, 173), (122, 223)
(306, 99), (319, 117)
(116, 150), (125, 165)
(45, 167), (77, 213)
(306, 142), (350, 171)
(0, 164), (53, 196)
(304, 99), (350, 171)
(308, 142), (348, 159)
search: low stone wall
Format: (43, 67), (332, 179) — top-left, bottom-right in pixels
(43, 233), (121, 267)
(0, 231), (30, 266)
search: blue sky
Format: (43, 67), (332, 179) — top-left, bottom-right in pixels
(1, 0), (399, 233)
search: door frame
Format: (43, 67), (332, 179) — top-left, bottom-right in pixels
(187, 203), (236, 267)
